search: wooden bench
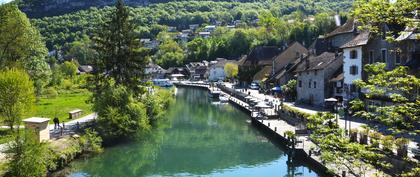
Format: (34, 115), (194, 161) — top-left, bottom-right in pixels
(69, 109), (82, 119)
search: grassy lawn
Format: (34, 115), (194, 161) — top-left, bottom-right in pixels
(25, 91), (92, 124)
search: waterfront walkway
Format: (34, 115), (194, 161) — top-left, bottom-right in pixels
(176, 81), (388, 176)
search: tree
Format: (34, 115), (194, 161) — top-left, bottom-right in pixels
(60, 61), (78, 78)
(155, 39), (185, 69)
(224, 62), (238, 80)
(0, 3), (51, 97)
(66, 35), (96, 65)
(0, 69), (35, 131)
(282, 79), (297, 101)
(352, 63), (420, 133)
(186, 37), (209, 62)
(93, 85), (150, 142)
(92, 0), (148, 94)
(7, 130), (52, 177)
(352, 0), (417, 34)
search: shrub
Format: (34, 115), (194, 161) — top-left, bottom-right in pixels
(79, 128), (103, 154)
(381, 135), (394, 152)
(62, 79), (73, 90)
(43, 87), (58, 98)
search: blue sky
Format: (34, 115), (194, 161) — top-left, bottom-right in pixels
(0, 0), (13, 4)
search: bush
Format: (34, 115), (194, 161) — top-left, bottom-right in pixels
(61, 79), (73, 90)
(381, 135), (394, 152)
(79, 128), (103, 154)
(7, 131), (52, 177)
(43, 87), (58, 98)
(94, 85), (151, 142)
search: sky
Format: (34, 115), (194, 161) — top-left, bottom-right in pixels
(0, 0), (13, 5)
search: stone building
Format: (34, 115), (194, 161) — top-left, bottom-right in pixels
(295, 52), (343, 106)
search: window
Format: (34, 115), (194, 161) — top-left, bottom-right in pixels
(381, 49), (387, 62)
(369, 51), (374, 64)
(314, 70), (317, 75)
(350, 65), (358, 75)
(298, 80), (302, 87)
(350, 50), (358, 59)
(314, 81), (317, 88)
(309, 81), (311, 88)
(395, 51), (401, 65)
(381, 27), (386, 40)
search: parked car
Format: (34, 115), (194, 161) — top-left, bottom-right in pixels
(249, 82), (259, 90)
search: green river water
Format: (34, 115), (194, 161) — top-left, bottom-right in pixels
(65, 87), (320, 177)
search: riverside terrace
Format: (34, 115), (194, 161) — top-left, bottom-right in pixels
(174, 81), (385, 176)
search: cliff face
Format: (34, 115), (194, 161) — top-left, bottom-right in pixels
(20, 0), (152, 18)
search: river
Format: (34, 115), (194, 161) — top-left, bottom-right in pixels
(65, 87), (320, 177)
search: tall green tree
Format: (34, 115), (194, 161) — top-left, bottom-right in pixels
(0, 3), (51, 97)
(0, 69), (35, 131)
(92, 0), (148, 93)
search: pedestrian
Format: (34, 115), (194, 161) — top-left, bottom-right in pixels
(53, 117), (59, 129)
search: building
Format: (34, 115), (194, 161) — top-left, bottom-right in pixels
(341, 31), (370, 99)
(78, 65), (93, 74)
(267, 42), (309, 87)
(145, 63), (166, 79)
(165, 67), (188, 79)
(198, 32), (211, 38)
(186, 62), (208, 80)
(295, 52), (343, 106)
(204, 25), (216, 33)
(238, 46), (282, 86)
(309, 19), (358, 55)
(208, 58), (237, 81)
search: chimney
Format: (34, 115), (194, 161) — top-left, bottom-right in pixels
(335, 50), (339, 57)
(305, 56), (310, 69)
(334, 14), (341, 27)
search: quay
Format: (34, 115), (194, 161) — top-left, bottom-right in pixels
(174, 81), (335, 176)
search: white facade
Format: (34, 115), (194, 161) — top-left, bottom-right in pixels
(343, 46), (363, 85)
(343, 46), (363, 99)
(208, 66), (226, 81)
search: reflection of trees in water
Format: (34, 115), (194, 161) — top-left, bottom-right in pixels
(66, 88), (314, 177)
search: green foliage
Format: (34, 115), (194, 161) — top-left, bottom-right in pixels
(155, 39), (185, 69)
(7, 131), (52, 177)
(224, 62), (238, 79)
(352, 63), (420, 133)
(43, 87), (58, 98)
(281, 79), (297, 101)
(353, 0), (417, 34)
(31, 1), (352, 50)
(0, 3), (51, 97)
(93, 85), (151, 142)
(92, 0), (148, 93)
(65, 35), (97, 65)
(0, 69), (35, 130)
(79, 128), (103, 154)
(60, 61), (78, 78)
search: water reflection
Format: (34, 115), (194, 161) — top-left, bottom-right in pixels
(65, 87), (319, 177)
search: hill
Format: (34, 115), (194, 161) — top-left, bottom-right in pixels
(19, 0), (352, 18)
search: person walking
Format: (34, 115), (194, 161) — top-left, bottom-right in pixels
(53, 117), (59, 129)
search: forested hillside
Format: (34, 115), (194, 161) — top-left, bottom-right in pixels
(31, 0), (352, 50)
(20, 0), (352, 18)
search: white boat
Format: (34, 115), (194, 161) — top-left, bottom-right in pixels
(219, 94), (229, 103)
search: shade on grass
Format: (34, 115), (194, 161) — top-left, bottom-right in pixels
(25, 92), (92, 123)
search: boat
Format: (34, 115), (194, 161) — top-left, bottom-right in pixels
(152, 79), (173, 87)
(219, 94), (229, 103)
